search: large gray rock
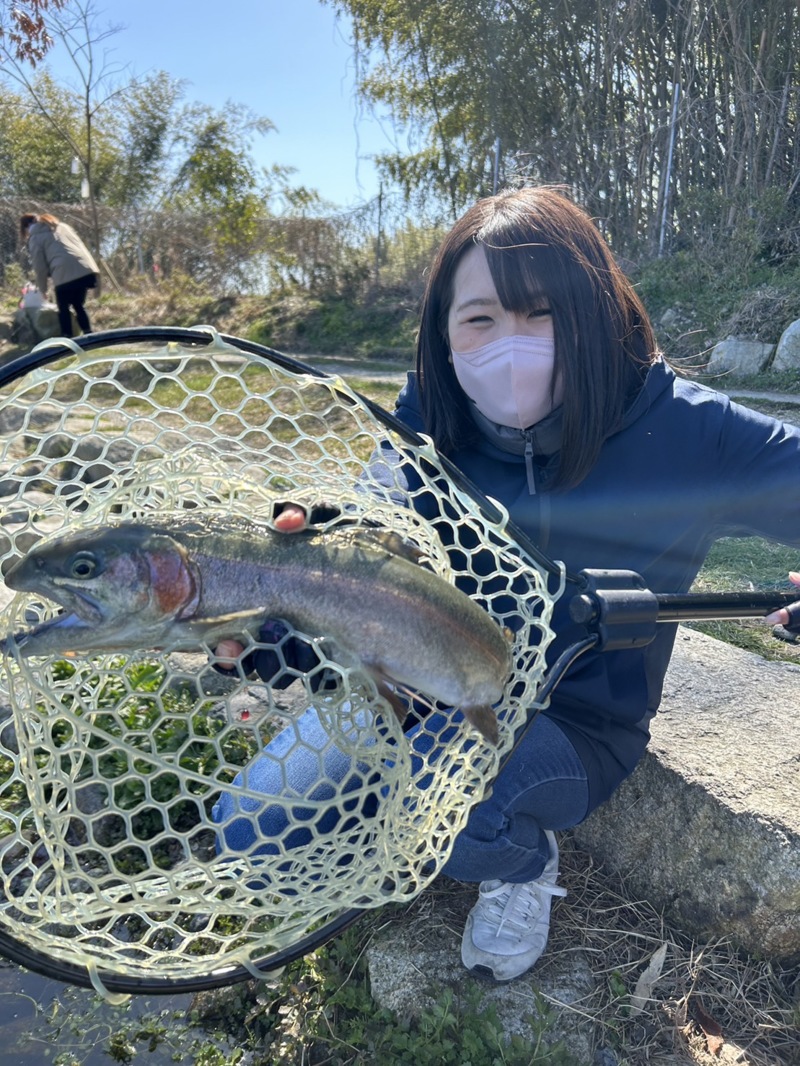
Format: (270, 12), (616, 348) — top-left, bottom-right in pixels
(573, 626), (800, 960)
(9, 306), (74, 347)
(706, 336), (775, 377)
(774, 318), (800, 372)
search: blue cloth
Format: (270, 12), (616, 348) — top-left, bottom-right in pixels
(213, 707), (588, 884)
(212, 706), (382, 857)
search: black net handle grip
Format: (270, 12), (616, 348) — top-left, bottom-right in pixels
(570, 569), (799, 650)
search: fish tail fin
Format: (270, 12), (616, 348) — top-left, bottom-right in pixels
(464, 705), (499, 745)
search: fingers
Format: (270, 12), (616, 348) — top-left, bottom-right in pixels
(765, 572), (800, 627)
(273, 503), (308, 532)
(215, 638), (245, 667)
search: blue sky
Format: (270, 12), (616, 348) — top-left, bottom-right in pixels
(38, 0), (398, 209)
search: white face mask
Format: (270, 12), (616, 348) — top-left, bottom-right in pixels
(450, 334), (561, 429)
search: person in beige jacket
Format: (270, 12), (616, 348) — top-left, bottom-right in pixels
(20, 213), (100, 337)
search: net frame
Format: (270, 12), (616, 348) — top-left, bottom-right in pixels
(0, 327), (565, 996)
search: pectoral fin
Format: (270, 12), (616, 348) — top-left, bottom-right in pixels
(186, 609), (272, 644)
(336, 527), (426, 565)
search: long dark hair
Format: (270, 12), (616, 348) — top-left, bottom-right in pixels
(416, 186), (660, 489)
(19, 213), (37, 241)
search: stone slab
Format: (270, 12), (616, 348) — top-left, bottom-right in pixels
(572, 626), (800, 960)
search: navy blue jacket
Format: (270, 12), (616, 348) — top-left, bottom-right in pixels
(392, 360), (800, 805)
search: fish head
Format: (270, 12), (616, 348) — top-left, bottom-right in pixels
(2, 523), (200, 656)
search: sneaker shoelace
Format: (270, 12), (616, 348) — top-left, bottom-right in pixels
(481, 877), (568, 938)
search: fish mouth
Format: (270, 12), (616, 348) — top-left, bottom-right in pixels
(54, 589), (105, 626)
(19, 588), (105, 627)
(1, 610), (95, 656)
(0, 588), (105, 657)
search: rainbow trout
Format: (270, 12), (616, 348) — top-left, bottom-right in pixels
(1, 513), (511, 742)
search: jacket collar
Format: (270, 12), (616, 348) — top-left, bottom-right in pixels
(468, 403), (564, 457)
(395, 359), (675, 455)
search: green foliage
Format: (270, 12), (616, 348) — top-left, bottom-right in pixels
(0, 72), (118, 200)
(103, 71), (186, 209)
(1, 262), (26, 308)
(378, 217), (448, 293)
(168, 102), (273, 237)
(634, 188), (800, 360)
(248, 286), (418, 359)
(330, 0), (800, 260)
(0, 4), (314, 290)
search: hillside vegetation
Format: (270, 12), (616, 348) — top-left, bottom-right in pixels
(5, 240), (800, 373)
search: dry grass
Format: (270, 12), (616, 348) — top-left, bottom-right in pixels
(716, 286), (800, 345)
(553, 841), (799, 1065)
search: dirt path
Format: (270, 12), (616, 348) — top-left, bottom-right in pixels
(726, 388), (800, 405)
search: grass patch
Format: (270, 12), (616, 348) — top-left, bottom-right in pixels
(346, 376), (406, 414)
(693, 536), (798, 595)
(183, 846), (800, 1066)
(696, 367), (800, 394)
(689, 533), (799, 662)
(245, 289), (418, 361)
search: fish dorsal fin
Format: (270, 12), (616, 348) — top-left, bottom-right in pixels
(311, 524), (426, 567)
(328, 526), (426, 565)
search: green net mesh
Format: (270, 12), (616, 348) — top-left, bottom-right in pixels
(0, 330), (562, 991)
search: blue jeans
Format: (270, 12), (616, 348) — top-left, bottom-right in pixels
(212, 708), (589, 885)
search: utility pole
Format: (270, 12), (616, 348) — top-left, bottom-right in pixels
(374, 184), (383, 286)
(492, 137), (501, 194)
(658, 83), (680, 256)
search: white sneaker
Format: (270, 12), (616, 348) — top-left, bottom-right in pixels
(460, 830), (567, 981)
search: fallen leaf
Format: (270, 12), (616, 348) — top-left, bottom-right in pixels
(691, 997), (725, 1056)
(629, 941), (669, 1016)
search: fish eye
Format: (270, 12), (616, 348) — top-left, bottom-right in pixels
(70, 551), (98, 579)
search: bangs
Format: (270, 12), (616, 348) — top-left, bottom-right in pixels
(480, 240), (556, 314)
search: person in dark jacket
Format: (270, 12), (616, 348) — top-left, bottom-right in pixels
(213, 186), (800, 982)
(20, 213), (99, 337)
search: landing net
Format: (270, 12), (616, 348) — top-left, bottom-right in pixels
(0, 329), (562, 992)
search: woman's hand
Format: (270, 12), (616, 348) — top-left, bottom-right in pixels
(764, 570), (800, 631)
(214, 503), (308, 667)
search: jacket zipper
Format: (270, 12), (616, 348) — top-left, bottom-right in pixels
(524, 430), (551, 549)
(524, 432), (537, 495)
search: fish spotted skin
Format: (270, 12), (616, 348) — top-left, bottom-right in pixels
(2, 513), (511, 742)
